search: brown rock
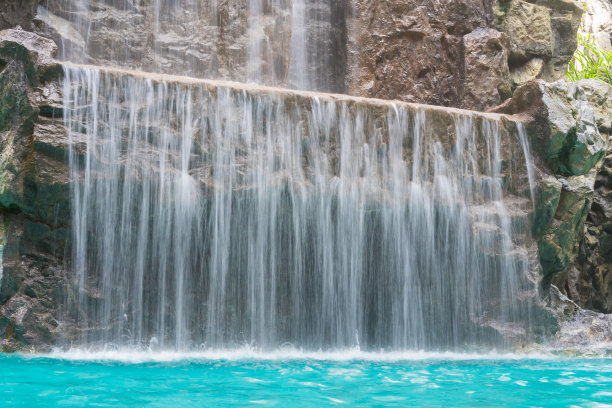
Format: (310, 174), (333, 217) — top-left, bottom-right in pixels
(462, 27), (511, 110)
(347, 0), (498, 109)
(0, 0), (38, 31)
(502, 0), (554, 62)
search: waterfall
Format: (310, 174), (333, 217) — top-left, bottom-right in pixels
(45, 0), (344, 91)
(62, 64), (537, 351)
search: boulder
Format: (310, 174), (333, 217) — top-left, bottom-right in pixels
(492, 78), (611, 314)
(462, 27), (512, 111)
(494, 0), (583, 83)
(492, 79), (609, 177)
(501, 0), (554, 62)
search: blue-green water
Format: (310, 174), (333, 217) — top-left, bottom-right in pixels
(1, 351), (611, 407)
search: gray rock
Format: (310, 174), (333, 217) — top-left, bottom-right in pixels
(492, 79), (609, 177)
(502, 1), (554, 61)
(0, 0), (38, 31)
(492, 77), (611, 316)
(544, 285), (612, 354)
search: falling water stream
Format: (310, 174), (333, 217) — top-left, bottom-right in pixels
(61, 64), (537, 351)
(42, 0), (344, 90)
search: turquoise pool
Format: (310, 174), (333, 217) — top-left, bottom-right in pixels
(1, 351), (611, 407)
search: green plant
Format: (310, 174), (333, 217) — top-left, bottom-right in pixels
(566, 32), (612, 83)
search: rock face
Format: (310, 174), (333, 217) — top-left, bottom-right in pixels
(0, 28), (70, 352)
(0, 0), (38, 31)
(494, 0), (583, 86)
(34, 0), (348, 92)
(0, 28), (550, 352)
(346, 0), (502, 108)
(23, 0), (585, 111)
(574, 137), (612, 313)
(545, 285), (612, 352)
(581, 0), (612, 51)
(463, 27), (512, 110)
(492, 78), (612, 315)
(345, 0), (582, 109)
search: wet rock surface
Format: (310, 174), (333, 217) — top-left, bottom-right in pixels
(347, 0), (583, 110)
(545, 285), (612, 353)
(493, 78), (612, 316)
(492, 79), (609, 177)
(573, 137), (612, 313)
(0, 28), (70, 352)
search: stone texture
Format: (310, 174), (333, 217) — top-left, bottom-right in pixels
(582, 0), (612, 51)
(347, 0), (499, 109)
(572, 137), (612, 312)
(544, 285), (612, 353)
(502, 0), (554, 61)
(462, 27), (512, 110)
(510, 57), (544, 88)
(0, 28), (71, 352)
(493, 77), (611, 315)
(34, 0), (347, 92)
(346, 0), (584, 110)
(0, 0), (586, 113)
(494, 0), (583, 84)
(0, 0), (38, 31)
(492, 79), (608, 176)
(543, 173), (596, 280)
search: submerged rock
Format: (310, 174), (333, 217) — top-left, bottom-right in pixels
(545, 285), (612, 353)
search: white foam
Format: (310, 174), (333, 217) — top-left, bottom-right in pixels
(25, 346), (562, 364)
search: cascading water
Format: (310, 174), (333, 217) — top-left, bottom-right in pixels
(43, 0), (345, 90)
(61, 64), (538, 351)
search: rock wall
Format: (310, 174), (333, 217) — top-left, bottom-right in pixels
(492, 79), (612, 314)
(0, 28), (71, 351)
(0, 0), (38, 31)
(17, 0), (585, 111)
(581, 0), (612, 51)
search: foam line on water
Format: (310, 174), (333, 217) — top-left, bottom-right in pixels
(32, 347), (561, 363)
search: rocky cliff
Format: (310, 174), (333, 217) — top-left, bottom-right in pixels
(15, 0), (585, 110)
(0, 28), (70, 351)
(492, 78), (612, 321)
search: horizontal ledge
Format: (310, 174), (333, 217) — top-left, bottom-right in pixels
(62, 62), (515, 123)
